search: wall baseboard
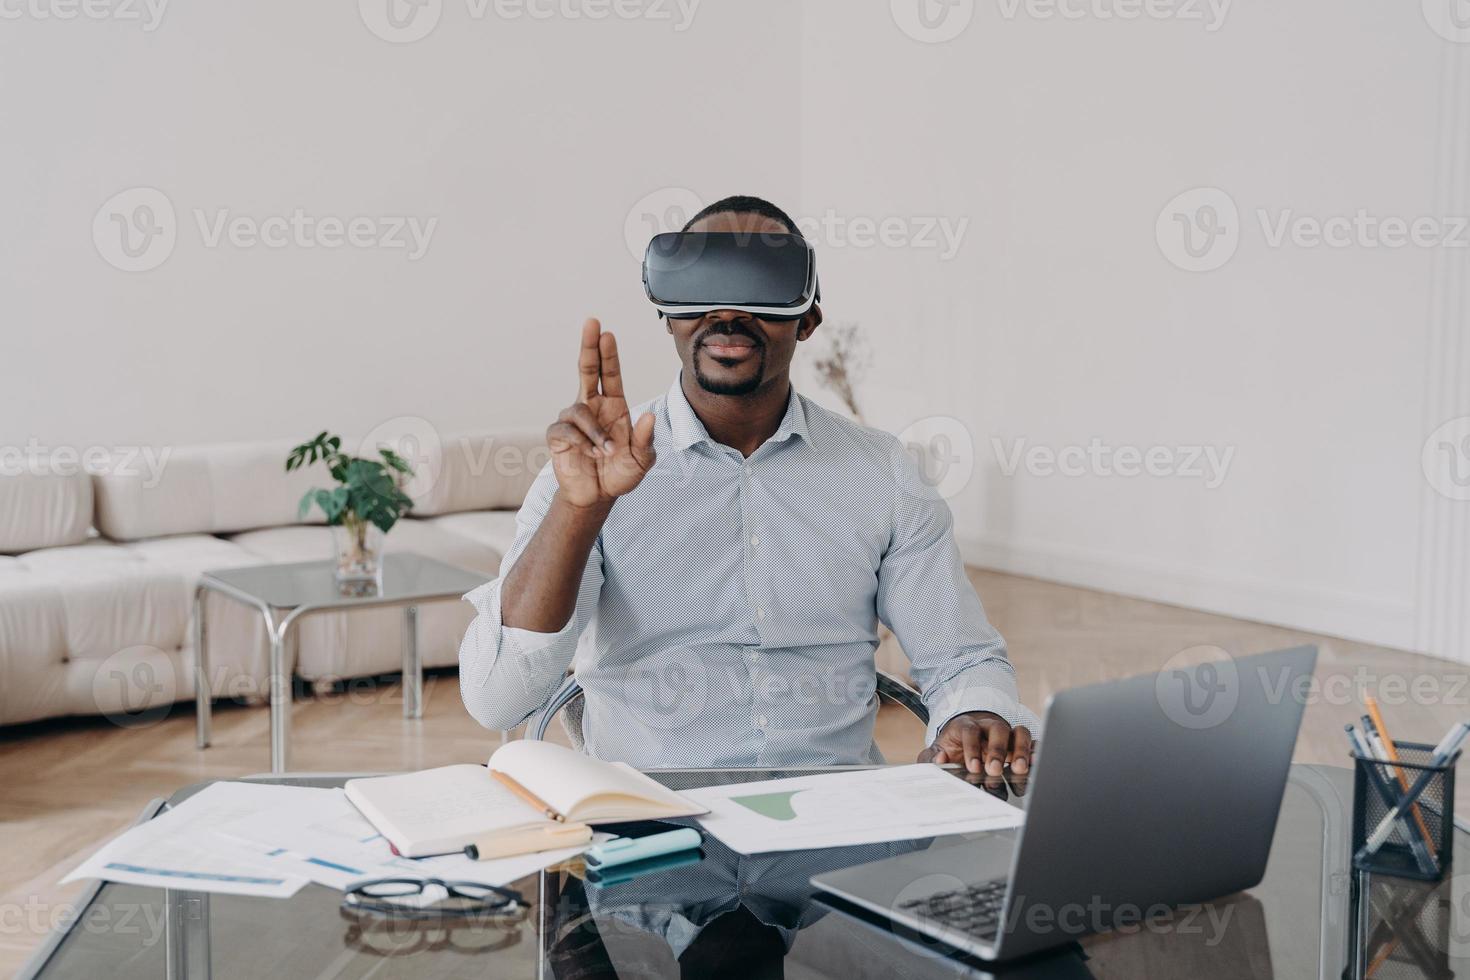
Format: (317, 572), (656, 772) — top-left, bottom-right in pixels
(957, 534), (1418, 655)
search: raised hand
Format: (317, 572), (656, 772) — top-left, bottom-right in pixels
(546, 318), (657, 508)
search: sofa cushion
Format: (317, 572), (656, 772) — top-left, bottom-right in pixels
(0, 471), (93, 555)
(423, 510), (521, 557)
(0, 533), (282, 722)
(411, 433), (548, 517)
(90, 432), (547, 542)
(91, 441), (324, 542)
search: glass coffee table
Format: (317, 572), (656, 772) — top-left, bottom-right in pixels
(193, 553), (489, 772)
(22, 764), (1465, 979)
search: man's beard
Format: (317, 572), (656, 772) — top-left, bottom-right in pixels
(693, 348), (767, 395)
(692, 323), (766, 396)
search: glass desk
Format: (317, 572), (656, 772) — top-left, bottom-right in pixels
(193, 553), (489, 773)
(21, 765), (1469, 979)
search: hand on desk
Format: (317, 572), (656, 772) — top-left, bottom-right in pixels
(918, 711), (1033, 777)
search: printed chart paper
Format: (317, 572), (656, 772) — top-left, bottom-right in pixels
(684, 764), (1023, 854)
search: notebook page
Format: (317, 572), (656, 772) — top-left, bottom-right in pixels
(488, 741), (705, 818)
(347, 764), (552, 846)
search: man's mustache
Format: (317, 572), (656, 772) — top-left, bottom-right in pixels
(696, 321), (763, 347)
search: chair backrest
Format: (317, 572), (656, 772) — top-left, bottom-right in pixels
(527, 671), (929, 750)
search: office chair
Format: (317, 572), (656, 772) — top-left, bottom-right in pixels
(526, 671), (929, 750)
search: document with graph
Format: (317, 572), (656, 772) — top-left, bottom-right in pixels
(684, 764), (1024, 854)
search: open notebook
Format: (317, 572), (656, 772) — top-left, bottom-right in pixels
(344, 740), (707, 859)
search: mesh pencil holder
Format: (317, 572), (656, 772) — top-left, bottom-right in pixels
(1350, 743), (1458, 882)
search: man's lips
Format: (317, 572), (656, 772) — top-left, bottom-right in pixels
(700, 336), (761, 360)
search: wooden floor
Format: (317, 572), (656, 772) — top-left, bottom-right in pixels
(3, 568), (1467, 974)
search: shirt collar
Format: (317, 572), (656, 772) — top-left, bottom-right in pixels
(666, 374), (812, 453)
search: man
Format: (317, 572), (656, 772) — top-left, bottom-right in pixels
(459, 195), (1037, 775)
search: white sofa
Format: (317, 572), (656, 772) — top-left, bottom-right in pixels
(0, 432), (545, 727)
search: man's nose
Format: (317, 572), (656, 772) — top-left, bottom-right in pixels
(705, 308), (751, 324)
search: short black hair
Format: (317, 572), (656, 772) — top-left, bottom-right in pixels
(682, 195), (802, 237)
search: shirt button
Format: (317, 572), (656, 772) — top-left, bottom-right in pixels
(744, 465), (752, 475)
(747, 649), (759, 661)
(756, 715), (768, 728)
(756, 607), (766, 620)
(750, 535), (759, 547)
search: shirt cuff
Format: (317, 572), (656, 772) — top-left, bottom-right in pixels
(924, 675), (1043, 747)
(463, 578), (579, 664)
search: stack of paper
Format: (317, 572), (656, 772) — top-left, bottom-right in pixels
(65, 781), (592, 897)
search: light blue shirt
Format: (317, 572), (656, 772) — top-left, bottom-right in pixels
(459, 375), (1039, 766)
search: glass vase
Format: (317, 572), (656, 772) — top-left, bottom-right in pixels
(332, 519), (385, 597)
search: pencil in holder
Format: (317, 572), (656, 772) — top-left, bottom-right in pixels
(1350, 743), (1457, 882)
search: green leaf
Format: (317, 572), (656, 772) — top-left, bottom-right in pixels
(297, 488), (316, 520)
(378, 448), (413, 475)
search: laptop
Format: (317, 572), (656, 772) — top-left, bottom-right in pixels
(810, 644), (1317, 963)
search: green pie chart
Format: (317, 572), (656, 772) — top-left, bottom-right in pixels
(730, 789), (805, 821)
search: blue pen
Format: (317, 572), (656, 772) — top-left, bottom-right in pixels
(584, 828), (702, 869)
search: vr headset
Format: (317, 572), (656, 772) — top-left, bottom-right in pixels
(642, 231), (820, 321)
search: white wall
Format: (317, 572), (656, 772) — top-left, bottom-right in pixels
(797, 1), (1470, 658)
(0, 0), (802, 446)
(5, 0), (1468, 658)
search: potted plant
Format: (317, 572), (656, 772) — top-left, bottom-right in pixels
(286, 431), (415, 593)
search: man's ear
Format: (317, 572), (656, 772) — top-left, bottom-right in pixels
(796, 303), (823, 341)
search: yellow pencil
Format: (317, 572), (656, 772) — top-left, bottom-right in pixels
(490, 768), (565, 823)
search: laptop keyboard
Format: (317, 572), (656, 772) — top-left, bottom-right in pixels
(897, 879), (1007, 939)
